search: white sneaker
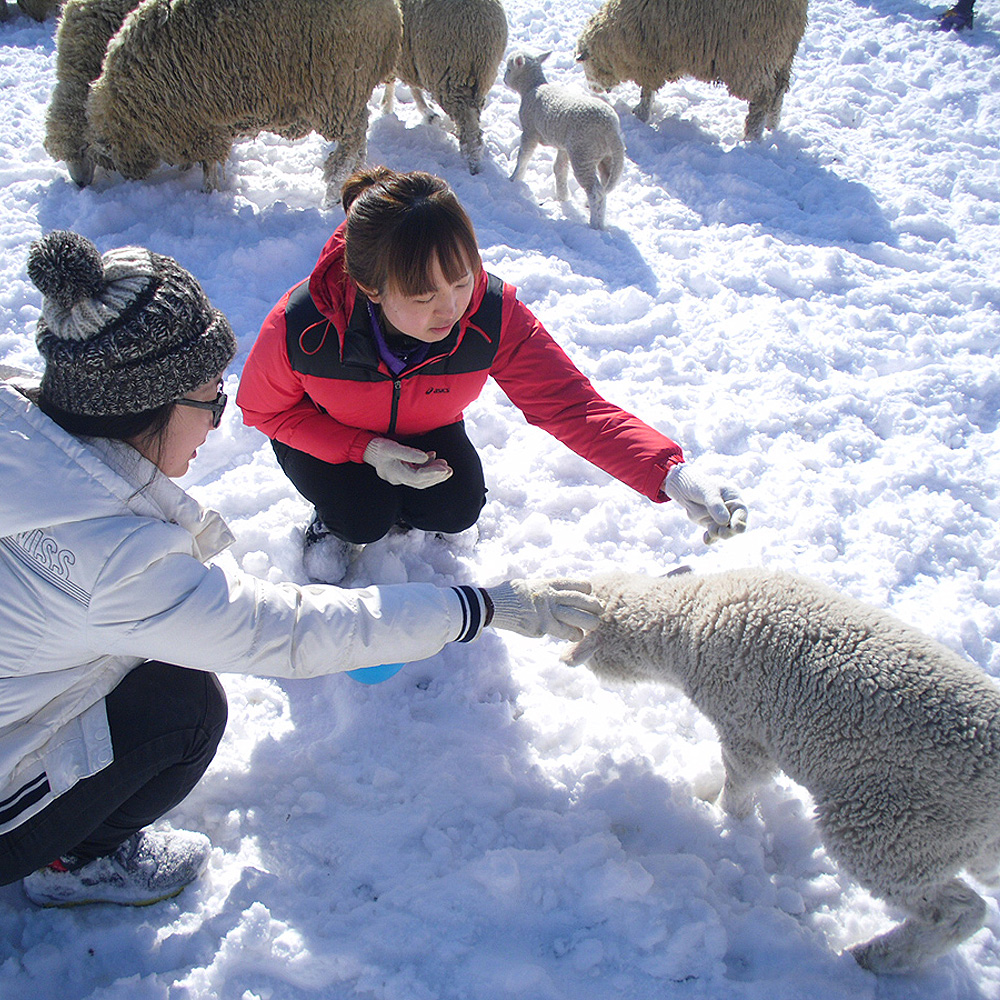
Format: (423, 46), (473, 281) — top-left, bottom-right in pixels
(23, 829), (211, 907)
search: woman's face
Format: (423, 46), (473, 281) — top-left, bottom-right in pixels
(366, 254), (475, 344)
(132, 376), (224, 478)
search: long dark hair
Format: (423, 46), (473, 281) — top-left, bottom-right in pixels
(341, 167), (483, 297)
(36, 391), (175, 466)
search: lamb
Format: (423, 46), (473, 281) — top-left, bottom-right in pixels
(563, 567), (1000, 973)
(384, 0), (508, 174)
(44, 0), (142, 186)
(575, 0), (808, 140)
(504, 50), (624, 230)
(76, 0), (401, 201)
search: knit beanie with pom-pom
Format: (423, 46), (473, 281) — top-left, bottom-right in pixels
(27, 230), (236, 416)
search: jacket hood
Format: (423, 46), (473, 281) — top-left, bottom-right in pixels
(0, 380), (232, 559)
(307, 221), (489, 330)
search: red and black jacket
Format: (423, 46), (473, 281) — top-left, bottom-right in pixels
(237, 223), (683, 503)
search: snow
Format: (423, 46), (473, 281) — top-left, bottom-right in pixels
(2, 0), (999, 996)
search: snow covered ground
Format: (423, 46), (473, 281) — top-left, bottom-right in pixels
(1, 0), (999, 996)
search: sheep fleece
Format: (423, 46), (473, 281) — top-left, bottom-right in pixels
(85, 0), (401, 182)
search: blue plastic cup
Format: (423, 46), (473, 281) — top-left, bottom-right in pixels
(346, 662), (405, 684)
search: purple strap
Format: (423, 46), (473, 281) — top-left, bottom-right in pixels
(367, 300), (430, 376)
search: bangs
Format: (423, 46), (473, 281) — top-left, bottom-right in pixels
(385, 202), (481, 297)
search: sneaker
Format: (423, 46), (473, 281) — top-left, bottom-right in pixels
(938, 5), (973, 29)
(22, 829), (210, 907)
(303, 510), (333, 549)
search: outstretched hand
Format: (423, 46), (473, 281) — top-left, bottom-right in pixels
(486, 579), (603, 641)
(662, 463), (748, 545)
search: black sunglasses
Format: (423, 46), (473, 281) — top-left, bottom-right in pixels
(175, 390), (227, 428)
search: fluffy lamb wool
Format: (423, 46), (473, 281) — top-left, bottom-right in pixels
(78, 0), (401, 201)
(504, 50), (625, 230)
(564, 567), (1000, 973)
(575, 0), (808, 139)
(385, 0), (508, 174)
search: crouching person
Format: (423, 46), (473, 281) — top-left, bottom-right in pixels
(0, 231), (601, 907)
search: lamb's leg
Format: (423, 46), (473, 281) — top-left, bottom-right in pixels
(510, 134), (540, 183)
(851, 879), (987, 973)
(717, 735), (774, 819)
(568, 155), (605, 229)
(553, 149), (570, 201)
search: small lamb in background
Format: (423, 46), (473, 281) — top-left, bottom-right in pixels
(504, 49), (624, 230)
(564, 567), (1000, 974)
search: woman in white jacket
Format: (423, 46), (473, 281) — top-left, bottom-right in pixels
(0, 230), (600, 908)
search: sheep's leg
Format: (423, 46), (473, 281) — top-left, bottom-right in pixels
(743, 91), (769, 141)
(634, 88), (654, 122)
(851, 879), (987, 973)
(411, 88), (440, 125)
(717, 736), (773, 819)
(510, 134), (540, 183)
(382, 79), (396, 114)
(322, 119), (368, 208)
(201, 160), (226, 194)
(438, 95), (483, 174)
(766, 64), (792, 131)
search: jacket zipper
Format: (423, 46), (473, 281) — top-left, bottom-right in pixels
(388, 378), (402, 436)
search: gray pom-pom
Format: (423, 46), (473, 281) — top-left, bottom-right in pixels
(27, 231), (105, 312)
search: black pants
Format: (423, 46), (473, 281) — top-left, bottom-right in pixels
(0, 661), (227, 885)
(272, 420), (488, 544)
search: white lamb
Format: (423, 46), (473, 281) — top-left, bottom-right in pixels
(563, 567), (1000, 973)
(504, 50), (624, 230)
(575, 0), (808, 140)
(78, 0), (401, 201)
(384, 0), (508, 174)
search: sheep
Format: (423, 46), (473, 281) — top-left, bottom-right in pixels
(76, 0), (401, 201)
(575, 0), (809, 140)
(5, 0), (62, 20)
(563, 567), (1000, 974)
(504, 49), (624, 230)
(44, 0), (142, 186)
(383, 0), (508, 174)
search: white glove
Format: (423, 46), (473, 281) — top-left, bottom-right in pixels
(662, 463), (748, 545)
(485, 579), (603, 642)
(363, 437), (453, 489)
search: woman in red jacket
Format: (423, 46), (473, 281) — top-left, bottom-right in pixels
(237, 167), (746, 565)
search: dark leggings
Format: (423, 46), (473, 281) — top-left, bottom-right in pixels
(272, 420), (488, 544)
(0, 661), (227, 885)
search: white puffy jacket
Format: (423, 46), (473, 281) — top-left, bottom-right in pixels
(0, 379), (480, 835)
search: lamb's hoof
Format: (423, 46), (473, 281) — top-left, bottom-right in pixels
(850, 938), (918, 975)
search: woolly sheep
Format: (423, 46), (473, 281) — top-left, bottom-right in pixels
(564, 567), (1000, 973)
(44, 0), (141, 186)
(79, 0), (401, 201)
(384, 0), (508, 174)
(504, 49), (624, 230)
(575, 0), (808, 140)
(4, 0), (62, 20)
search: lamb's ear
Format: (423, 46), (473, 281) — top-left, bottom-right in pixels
(539, 51), (552, 63)
(562, 631), (599, 667)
